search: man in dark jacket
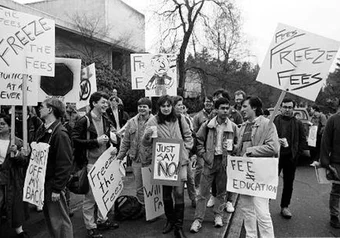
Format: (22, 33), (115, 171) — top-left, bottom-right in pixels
(320, 100), (340, 228)
(274, 98), (307, 219)
(106, 96), (128, 131)
(35, 98), (73, 238)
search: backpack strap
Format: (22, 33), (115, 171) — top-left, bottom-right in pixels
(177, 115), (184, 140)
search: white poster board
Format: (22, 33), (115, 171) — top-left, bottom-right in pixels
(77, 63), (97, 109)
(307, 125), (318, 147)
(88, 146), (124, 217)
(0, 7), (55, 76)
(256, 23), (340, 101)
(227, 156), (279, 199)
(142, 166), (164, 221)
(23, 142), (50, 209)
(0, 72), (39, 105)
(130, 54), (177, 96)
(38, 58), (81, 103)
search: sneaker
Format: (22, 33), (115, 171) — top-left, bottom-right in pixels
(207, 196), (215, 208)
(225, 201), (235, 213)
(214, 215), (223, 228)
(97, 220), (119, 230)
(190, 220), (202, 233)
(310, 161), (319, 167)
(330, 216), (340, 229)
(281, 207), (292, 219)
(87, 229), (103, 238)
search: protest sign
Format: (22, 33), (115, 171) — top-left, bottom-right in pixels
(0, 7), (55, 76)
(227, 156), (279, 199)
(88, 146), (124, 217)
(130, 54), (177, 96)
(256, 23), (340, 101)
(0, 72), (39, 105)
(142, 166), (164, 221)
(23, 142), (50, 209)
(38, 58), (81, 103)
(151, 138), (183, 186)
(307, 125), (318, 147)
(77, 63), (97, 109)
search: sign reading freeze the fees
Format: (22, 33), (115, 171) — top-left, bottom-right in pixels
(151, 138), (183, 186)
(256, 23), (340, 101)
(23, 142), (50, 209)
(226, 156), (279, 199)
(142, 166), (164, 221)
(0, 7), (55, 76)
(130, 54), (177, 97)
(88, 146), (124, 217)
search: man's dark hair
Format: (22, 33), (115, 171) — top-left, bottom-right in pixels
(213, 88), (230, 101)
(137, 97), (152, 109)
(89, 91), (109, 110)
(214, 97), (230, 109)
(156, 95), (177, 124)
(281, 98), (296, 108)
(311, 104), (320, 112)
(203, 96), (213, 103)
(0, 113), (11, 127)
(244, 96), (263, 116)
(263, 109), (270, 116)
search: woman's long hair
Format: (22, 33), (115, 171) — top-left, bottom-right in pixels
(156, 95), (177, 124)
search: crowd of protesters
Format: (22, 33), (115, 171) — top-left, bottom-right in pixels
(0, 86), (338, 238)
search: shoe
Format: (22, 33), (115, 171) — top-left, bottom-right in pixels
(162, 220), (174, 234)
(207, 196), (215, 208)
(87, 229), (103, 238)
(281, 207), (292, 219)
(190, 220), (202, 233)
(310, 161), (319, 167)
(225, 201), (235, 213)
(191, 199), (196, 208)
(214, 215), (223, 228)
(17, 231), (29, 238)
(330, 216), (340, 228)
(97, 220), (119, 230)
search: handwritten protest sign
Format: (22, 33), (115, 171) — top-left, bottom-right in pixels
(38, 58), (81, 103)
(88, 146), (124, 217)
(151, 138), (183, 186)
(77, 63), (97, 109)
(130, 54), (177, 97)
(256, 23), (340, 101)
(23, 142), (49, 209)
(227, 156), (279, 199)
(307, 125), (318, 147)
(142, 166), (164, 221)
(0, 72), (38, 105)
(0, 7), (55, 76)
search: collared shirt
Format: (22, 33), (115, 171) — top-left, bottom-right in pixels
(214, 118), (228, 155)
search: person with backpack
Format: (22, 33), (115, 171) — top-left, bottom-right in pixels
(190, 97), (238, 233)
(116, 97), (153, 219)
(143, 95), (193, 238)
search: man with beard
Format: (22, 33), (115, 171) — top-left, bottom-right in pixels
(274, 98), (307, 219)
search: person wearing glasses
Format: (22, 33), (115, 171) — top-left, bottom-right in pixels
(274, 98), (307, 219)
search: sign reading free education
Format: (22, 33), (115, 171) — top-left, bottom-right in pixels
(0, 7), (55, 76)
(226, 156), (279, 199)
(23, 142), (50, 209)
(256, 23), (340, 101)
(151, 138), (183, 186)
(88, 146), (124, 217)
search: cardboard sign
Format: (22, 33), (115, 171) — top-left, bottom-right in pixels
(0, 72), (38, 105)
(23, 142), (50, 209)
(256, 23), (340, 101)
(0, 7), (55, 76)
(38, 58), (81, 103)
(142, 166), (164, 221)
(130, 54), (177, 96)
(88, 146), (124, 217)
(307, 125), (318, 147)
(77, 63), (97, 109)
(151, 138), (183, 186)
(227, 156), (279, 199)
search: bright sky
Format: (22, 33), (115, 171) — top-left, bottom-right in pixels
(13, 0), (340, 70)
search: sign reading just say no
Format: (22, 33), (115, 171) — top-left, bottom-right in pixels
(257, 23), (340, 101)
(151, 138), (183, 186)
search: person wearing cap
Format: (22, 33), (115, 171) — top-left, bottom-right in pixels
(34, 98), (73, 238)
(116, 97), (153, 219)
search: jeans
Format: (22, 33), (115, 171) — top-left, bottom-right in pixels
(239, 195), (274, 238)
(43, 191), (73, 238)
(83, 164), (108, 229)
(330, 183), (340, 217)
(186, 159), (196, 201)
(194, 155), (204, 190)
(132, 161), (144, 204)
(279, 154), (297, 208)
(194, 155), (226, 222)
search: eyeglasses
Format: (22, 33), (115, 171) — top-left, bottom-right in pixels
(282, 106), (293, 110)
(0, 122), (8, 126)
